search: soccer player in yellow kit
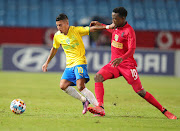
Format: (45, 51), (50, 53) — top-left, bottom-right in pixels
(42, 13), (105, 114)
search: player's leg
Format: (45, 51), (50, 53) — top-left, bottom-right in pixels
(87, 71), (113, 116)
(132, 79), (166, 113)
(74, 65), (98, 107)
(121, 65), (177, 119)
(74, 64), (99, 114)
(60, 68), (86, 103)
(76, 78), (98, 114)
(94, 63), (120, 107)
(133, 81), (177, 119)
(76, 78), (98, 106)
(94, 72), (111, 107)
(87, 72), (111, 116)
(60, 79), (86, 103)
(88, 63), (120, 116)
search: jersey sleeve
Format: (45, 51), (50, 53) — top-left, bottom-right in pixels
(121, 48), (135, 60)
(128, 28), (136, 49)
(76, 26), (90, 36)
(53, 34), (60, 49)
(102, 23), (114, 33)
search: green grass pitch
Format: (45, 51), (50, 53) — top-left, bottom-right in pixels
(0, 72), (180, 130)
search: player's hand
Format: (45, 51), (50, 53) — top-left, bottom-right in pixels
(42, 63), (48, 72)
(109, 23), (115, 29)
(111, 58), (123, 67)
(89, 21), (101, 26)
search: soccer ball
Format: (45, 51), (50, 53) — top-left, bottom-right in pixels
(10, 99), (26, 114)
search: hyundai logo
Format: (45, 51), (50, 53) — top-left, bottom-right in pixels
(12, 47), (56, 72)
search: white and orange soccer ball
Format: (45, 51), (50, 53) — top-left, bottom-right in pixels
(10, 99), (26, 114)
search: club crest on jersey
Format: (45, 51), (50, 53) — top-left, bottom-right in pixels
(66, 38), (70, 44)
(115, 34), (119, 41)
(121, 32), (125, 37)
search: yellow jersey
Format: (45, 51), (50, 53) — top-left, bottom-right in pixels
(53, 26), (90, 68)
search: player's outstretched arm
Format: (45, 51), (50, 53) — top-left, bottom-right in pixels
(89, 21), (115, 32)
(42, 47), (58, 72)
(89, 21), (102, 26)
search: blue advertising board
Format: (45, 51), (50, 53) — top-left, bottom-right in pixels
(2, 45), (175, 75)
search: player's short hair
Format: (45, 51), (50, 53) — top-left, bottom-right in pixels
(113, 7), (128, 18)
(56, 13), (68, 21)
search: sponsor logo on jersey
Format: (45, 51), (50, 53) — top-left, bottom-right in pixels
(112, 40), (123, 49)
(115, 34), (119, 41)
(63, 42), (79, 49)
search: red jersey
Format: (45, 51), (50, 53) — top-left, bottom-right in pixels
(106, 22), (137, 67)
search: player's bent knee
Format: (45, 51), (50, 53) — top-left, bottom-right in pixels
(94, 74), (104, 82)
(77, 86), (85, 91)
(137, 89), (146, 98)
(76, 79), (86, 91)
(76, 82), (85, 91)
(59, 84), (67, 91)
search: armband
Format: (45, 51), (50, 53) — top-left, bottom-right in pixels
(106, 25), (110, 29)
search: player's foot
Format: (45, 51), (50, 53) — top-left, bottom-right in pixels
(88, 106), (105, 116)
(93, 114), (103, 117)
(163, 109), (177, 119)
(82, 99), (89, 114)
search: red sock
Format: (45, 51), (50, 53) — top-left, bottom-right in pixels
(144, 92), (165, 112)
(95, 82), (104, 106)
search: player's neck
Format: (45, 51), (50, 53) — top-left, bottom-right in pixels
(64, 26), (70, 35)
(118, 21), (127, 28)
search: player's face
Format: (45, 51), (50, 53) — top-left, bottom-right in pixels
(56, 20), (69, 34)
(112, 12), (125, 27)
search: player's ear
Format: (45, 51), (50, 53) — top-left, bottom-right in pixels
(122, 17), (126, 20)
(66, 19), (69, 25)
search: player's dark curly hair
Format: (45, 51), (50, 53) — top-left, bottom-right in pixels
(113, 7), (128, 18)
(56, 13), (68, 21)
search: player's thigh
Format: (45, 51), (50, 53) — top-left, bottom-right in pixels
(118, 65), (143, 92)
(118, 65), (139, 84)
(74, 64), (90, 84)
(97, 63), (120, 81)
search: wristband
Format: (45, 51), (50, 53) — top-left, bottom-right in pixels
(106, 25), (110, 29)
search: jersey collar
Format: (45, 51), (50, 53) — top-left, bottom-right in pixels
(116, 22), (128, 29)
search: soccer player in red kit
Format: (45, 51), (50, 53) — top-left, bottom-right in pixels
(87, 7), (177, 119)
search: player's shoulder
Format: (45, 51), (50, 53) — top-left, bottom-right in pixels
(54, 31), (65, 39)
(70, 26), (76, 30)
(126, 23), (135, 33)
(54, 31), (61, 36)
(73, 26), (88, 30)
(68, 26), (80, 32)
